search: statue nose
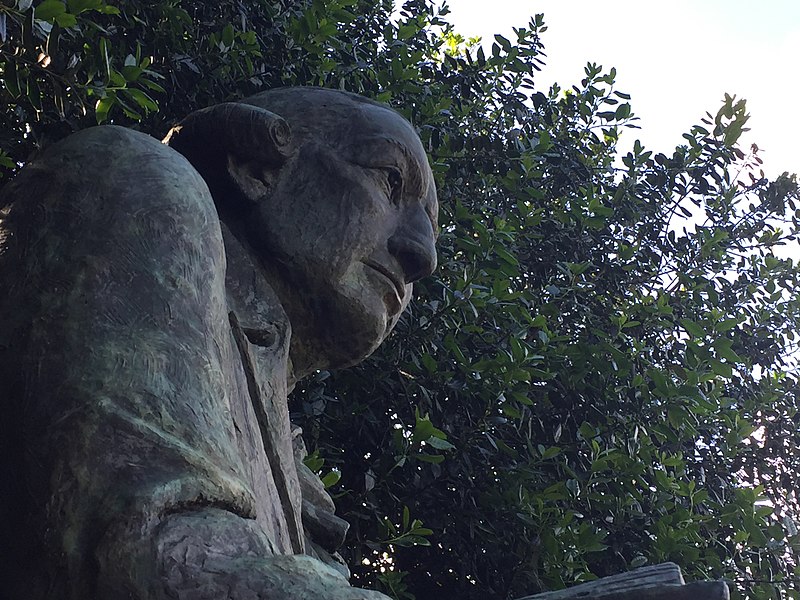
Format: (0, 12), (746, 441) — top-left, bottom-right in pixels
(388, 211), (437, 284)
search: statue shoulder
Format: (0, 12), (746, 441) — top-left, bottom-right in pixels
(0, 123), (226, 339)
(1, 125), (214, 221)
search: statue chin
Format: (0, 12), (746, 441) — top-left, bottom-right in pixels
(287, 265), (402, 379)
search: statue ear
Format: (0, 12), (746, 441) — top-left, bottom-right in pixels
(225, 154), (280, 204)
(164, 102), (293, 205)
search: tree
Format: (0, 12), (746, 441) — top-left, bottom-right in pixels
(2, 2), (800, 599)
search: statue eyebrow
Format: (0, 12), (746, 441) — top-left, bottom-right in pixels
(344, 135), (430, 199)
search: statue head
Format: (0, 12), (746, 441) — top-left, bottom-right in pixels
(166, 88), (438, 378)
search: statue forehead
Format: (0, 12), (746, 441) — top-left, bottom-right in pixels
(243, 88), (435, 204)
(242, 88), (426, 160)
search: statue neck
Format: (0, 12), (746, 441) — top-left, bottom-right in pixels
(219, 220), (303, 388)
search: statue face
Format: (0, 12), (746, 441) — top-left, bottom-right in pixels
(246, 95), (438, 375)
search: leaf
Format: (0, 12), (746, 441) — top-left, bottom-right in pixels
(50, 77), (65, 117)
(34, 0), (66, 21)
(648, 368), (669, 395)
(662, 454), (684, 468)
(579, 422), (596, 440)
(45, 20), (60, 56)
(221, 23), (235, 47)
(320, 469), (341, 489)
(126, 88), (158, 112)
(108, 69), (125, 87)
(397, 23), (416, 40)
(22, 6), (34, 49)
(121, 65), (143, 82)
(416, 453), (445, 464)
(54, 12), (76, 27)
(710, 359), (733, 378)
(494, 34), (511, 51)
(716, 318), (739, 332)
(95, 95), (114, 123)
(413, 413), (435, 443)
(494, 246), (519, 267)
(3, 59), (21, 98)
(566, 479), (580, 495)
(530, 314), (546, 328)
(630, 555), (648, 568)
(541, 446), (561, 459)
(67, 0), (101, 14)
(330, 8), (355, 23)
(0, 151), (15, 169)
(303, 450), (324, 473)
(99, 36), (110, 80)
(420, 353), (437, 374)
(27, 75), (42, 110)
(713, 338), (744, 363)
(680, 318), (705, 338)
(426, 436), (455, 451)
(615, 103), (631, 119)
(512, 392), (533, 406)
(141, 79), (166, 94)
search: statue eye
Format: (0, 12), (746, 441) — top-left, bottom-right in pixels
(385, 168), (403, 199)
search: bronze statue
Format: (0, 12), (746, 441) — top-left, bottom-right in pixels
(0, 88), (437, 599)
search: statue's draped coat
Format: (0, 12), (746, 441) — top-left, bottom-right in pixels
(0, 127), (306, 596)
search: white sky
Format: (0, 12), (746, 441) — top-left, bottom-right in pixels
(446, 0), (799, 179)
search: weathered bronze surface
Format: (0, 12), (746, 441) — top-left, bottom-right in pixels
(0, 88), (437, 599)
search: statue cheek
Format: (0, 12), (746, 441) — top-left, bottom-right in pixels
(334, 202), (391, 260)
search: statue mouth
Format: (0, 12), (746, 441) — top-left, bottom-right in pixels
(362, 259), (406, 309)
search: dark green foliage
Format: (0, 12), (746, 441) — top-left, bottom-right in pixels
(2, 1), (800, 599)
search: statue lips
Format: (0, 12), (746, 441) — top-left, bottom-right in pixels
(362, 258), (406, 314)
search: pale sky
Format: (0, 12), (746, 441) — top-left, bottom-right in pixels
(446, 0), (799, 179)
